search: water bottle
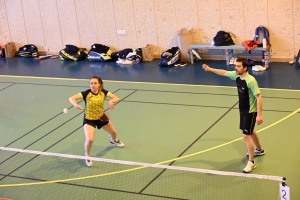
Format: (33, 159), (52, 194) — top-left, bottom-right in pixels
(263, 38), (266, 48)
(46, 46), (50, 55)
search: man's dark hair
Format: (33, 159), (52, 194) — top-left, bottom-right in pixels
(236, 58), (248, 71)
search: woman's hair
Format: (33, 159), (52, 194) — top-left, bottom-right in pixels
(90, 76), (103, 91)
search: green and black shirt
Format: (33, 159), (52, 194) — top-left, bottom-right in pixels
(227, 71), (260, 114)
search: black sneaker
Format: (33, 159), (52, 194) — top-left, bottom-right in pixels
(246, 149), (265, 157)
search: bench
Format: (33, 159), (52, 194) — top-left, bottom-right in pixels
(189, 43), (271, 67)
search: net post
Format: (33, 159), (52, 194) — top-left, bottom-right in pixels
(282, 177), (287, 187)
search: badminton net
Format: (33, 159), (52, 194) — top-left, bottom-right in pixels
(0, 147), (284, 200)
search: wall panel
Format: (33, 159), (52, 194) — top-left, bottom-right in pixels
(22, 0), (45, 50)
(93, 0), (118, 51)
(0, 0), (11, 43)
(197, 0), (221, 43)
(5, 0), (27, 48)
(39, 0), (63, 53)
(133, 0), (159, 54)
(154, 0), (177, 53)
(113, 0), (138, 50)
(268, 0), (294, 58)
(242, 0), (269, 41)
(56, 0), (80, 47)
(293, 0), (300, 55)
(219, 0), (245, 44)
(175, 0), (200, 43)
(75, 0), (98, 49)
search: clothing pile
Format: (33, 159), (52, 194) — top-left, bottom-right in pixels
(115, 48), (142, 65)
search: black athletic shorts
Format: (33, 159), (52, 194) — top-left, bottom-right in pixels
(239, 112), (257, 135)
(83, 114), (109, 129)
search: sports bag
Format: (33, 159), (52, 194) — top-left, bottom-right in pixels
(59, 44), (87, 61)
(158, 47), (180, 67)
(87, 44), (113, 62)
(18, 44), (39, 58)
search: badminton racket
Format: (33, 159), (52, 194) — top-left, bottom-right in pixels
(35, 55), (59, 60)
(63, 107), (111, 122)
(189, 49), (203, 65)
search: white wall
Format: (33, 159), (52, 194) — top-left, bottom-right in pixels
(0, 0), (299, 60)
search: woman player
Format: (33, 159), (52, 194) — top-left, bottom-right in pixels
(69, 76), (124, 167)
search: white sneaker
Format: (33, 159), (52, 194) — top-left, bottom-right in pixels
(233, 57), (237, 65)
(246, 149), (265, 157)
(253, 65), (266, 71)
(85, 154), (92, 167)
(243, 161), (256, 173)
(289, 61), (294, 65)
(116, 58), (125, 64)
(180, 63), (187, 67)
(229, 57), (235, 65)
(110, 138), (124, 148)
(258, 65), (266, 71)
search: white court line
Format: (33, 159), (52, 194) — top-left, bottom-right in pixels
(0, 74), (299, 91)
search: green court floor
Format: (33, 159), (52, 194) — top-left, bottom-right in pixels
(0, 76), (299, 200)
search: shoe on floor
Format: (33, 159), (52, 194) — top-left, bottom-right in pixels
(243, 161), (256, 173)
(253, 65), (266, 71)
(246, 149), (265, 157)
(180, 63), (187, 67)
(110, 138), (124, 148)
(85, 154), (92, 167)
(229, 57), (235, 65)
(233, 57), (238, 65)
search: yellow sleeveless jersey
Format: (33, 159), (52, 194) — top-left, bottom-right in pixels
(79, 89), (110, 120)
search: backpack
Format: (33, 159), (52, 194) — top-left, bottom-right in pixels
(296, 50), (300, 67)
(59, 44), (87, 61)
(213, 31), (235, 46)
(254, 25), (271, 46)
(18, 44), (39, 58)
(158, 47), (180, 67)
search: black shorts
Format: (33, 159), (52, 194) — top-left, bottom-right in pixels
(83, 114), (109, 129)
(239, 112), (257, 135)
